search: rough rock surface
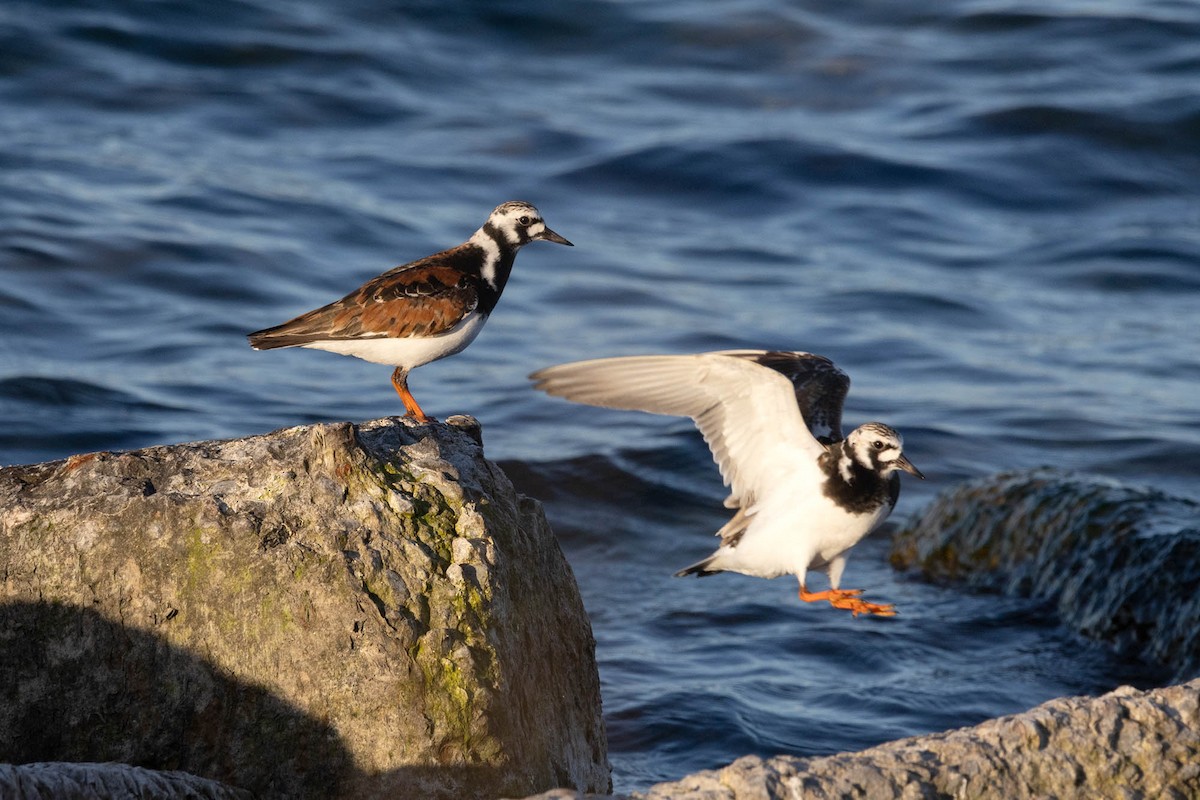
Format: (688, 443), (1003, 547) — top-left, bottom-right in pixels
(0, 416), (608, 799)
(890, 468), (1200, 679)
(632, 679), (1200, 799)
(0, 762), (250, 800)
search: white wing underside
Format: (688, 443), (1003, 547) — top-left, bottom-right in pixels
(531, 353), (825, 509)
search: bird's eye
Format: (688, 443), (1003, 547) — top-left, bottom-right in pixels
(519, 215), (531, 225)
(872, 440), (884, 450)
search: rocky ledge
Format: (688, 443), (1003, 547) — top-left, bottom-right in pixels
(628, 678), (1200, 799)
(0, 417), (609, 799)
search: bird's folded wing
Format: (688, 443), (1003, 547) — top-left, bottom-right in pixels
(248, 265), (478, 348)
(531, 353), (824, 507)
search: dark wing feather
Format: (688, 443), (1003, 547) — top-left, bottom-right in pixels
(716, 350), (850, 443)
(248, 260), (479, 349)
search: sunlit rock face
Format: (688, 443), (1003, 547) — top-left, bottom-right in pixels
(0, 416), (609, 800)
(631, 680), (1200, 800)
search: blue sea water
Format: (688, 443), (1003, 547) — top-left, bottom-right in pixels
(2, 0), (1198, 792)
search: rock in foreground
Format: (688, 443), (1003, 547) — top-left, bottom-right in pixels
(0, 762), (250, 800)
(0, 417), (608, 799)
(891, 468), (1200, 679)
(634, 679), (1200, 799)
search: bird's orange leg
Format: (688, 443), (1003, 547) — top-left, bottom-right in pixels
(390, 368), (431, 423)
(799, 585), (896, 618)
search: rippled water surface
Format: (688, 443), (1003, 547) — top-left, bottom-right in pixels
(2, 0), (1198, 791)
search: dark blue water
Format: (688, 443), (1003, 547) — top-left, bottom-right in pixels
(3, 0), (1197, 792)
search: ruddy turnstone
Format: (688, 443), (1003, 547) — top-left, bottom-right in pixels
(248, 201), (572, 422)
(531, 349), (924, 617)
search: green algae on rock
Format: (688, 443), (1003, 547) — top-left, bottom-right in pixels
(0, 416), (609, 799)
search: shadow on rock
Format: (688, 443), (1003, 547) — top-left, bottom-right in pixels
(0, 601), (350, 798)
(1, 601), (591, 800)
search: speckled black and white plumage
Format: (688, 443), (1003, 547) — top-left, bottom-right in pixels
(531, 349), (923, 616)
(819, 422), (906, 515)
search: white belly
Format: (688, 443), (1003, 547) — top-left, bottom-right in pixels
(710, 482), (891, 580)
(301, 312), (488, 369)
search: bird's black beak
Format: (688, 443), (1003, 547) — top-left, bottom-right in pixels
(896, 454), (925, 480)
(537, 227), (573, 246)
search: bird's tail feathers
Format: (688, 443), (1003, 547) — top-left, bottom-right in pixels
(674, 555), (722, 578)
(247, 328), (303, 350)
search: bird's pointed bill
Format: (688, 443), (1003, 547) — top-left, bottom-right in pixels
(896, 454), (925, 479)
(537, 227), (573, 246)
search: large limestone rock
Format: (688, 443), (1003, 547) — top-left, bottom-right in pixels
(890, 468), (1200, 679)
(633, 679), (1200, 799)
(0, 417), (609, 799)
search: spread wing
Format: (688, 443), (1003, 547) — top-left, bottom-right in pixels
(248, 260), (479, 349)
(714, 350), (849, 443)
(530, 352), (826, 509)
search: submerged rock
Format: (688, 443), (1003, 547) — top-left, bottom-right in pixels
(890, 468), (1200, 679)
(632, 679), (1200, 799)
(0, 417), (608, 799)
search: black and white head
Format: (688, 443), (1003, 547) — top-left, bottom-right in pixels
(479, 201), (573, 249)
(845, 422), (924, 480)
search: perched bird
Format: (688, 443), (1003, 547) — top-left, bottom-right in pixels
(249, 201), (572, 422)
(531, 349), (924, 617)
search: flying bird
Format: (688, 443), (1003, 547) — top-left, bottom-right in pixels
(531, 349), (923, 617)
(249, 201), (572, 422)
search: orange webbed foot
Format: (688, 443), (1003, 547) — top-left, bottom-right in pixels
(799, 586), (897, 618)
(829, 595), (897, 618)
(402, 409), (435, 425)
